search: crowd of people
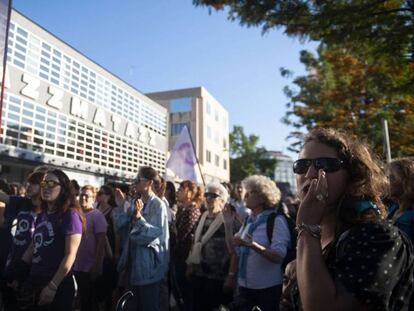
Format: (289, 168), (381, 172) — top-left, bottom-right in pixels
(0, 127), (413, 311)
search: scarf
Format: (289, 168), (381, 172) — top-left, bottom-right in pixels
(186, 211), (224, 265)
(238, 209), (275, 279)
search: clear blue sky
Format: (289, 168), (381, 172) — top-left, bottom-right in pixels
(13, 0), (316, 158)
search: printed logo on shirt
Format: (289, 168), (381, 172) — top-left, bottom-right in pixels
(13, 211), (37, 246)
(32, 220), (55, 263)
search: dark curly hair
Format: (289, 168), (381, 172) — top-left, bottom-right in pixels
(304, 128), (388, 225)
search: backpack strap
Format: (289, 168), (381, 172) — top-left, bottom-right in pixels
(266, 213), (277, 243)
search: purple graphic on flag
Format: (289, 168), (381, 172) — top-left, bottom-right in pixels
(166, 126), (201, 182)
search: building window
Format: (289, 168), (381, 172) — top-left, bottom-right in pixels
(223, 138), (227, 149)
(215, 109), (219, 121)
(215, 155), (220, 167)
(171, 122), (190, 136)
(223, 159), (227, 170)
(206, 150), (211, 163)
(214, 131), (219, 144)
(207, 126), (212, 139)
(206, 101), (211, 115)
(170, 97), (192, 113)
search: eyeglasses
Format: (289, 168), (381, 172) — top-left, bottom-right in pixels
(39, 180), (61, 189)
(293, 157), (346, 175)
(204, 192), (220, 199)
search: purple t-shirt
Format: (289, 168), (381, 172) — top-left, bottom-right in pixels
(5, 197), (37, 264)
(31, 210), (83, 278)
(74, 209), (107, 272)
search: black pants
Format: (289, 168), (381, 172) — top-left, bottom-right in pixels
(173, 260), (193, 311)
(239, 285), (282, 311)
(74, 271), (98, 311)
(26, 275), (75, 311)
(192, 276), (233, 311)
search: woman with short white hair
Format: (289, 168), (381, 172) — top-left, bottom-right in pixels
(224, 175), (291, 311)
(186, 183), (237, 311)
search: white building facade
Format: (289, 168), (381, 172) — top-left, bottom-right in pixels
(147, 87), (230, 183)
(0, 10), (168, 185)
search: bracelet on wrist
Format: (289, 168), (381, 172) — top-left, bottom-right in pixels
(296, 222), (321, 239)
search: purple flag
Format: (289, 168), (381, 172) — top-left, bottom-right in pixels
(166, 126), (202, 183)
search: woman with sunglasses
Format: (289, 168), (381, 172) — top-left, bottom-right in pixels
(95, 184), (118, 311)
(73, 185), (107, 311)
(20, 169), (84, 310)
(282, 128), (414, 310)
(186, 183), (237, 311)
(116, 166), (169, 311)
(0, 171), (45, 310)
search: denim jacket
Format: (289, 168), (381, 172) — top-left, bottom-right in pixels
(115, 192), (169, 286)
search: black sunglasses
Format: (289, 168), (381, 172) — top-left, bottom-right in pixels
(204, 192), (220, 199)
(293, 157), (346, 174)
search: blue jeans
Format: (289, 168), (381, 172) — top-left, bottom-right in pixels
(127, 281), (161, 311)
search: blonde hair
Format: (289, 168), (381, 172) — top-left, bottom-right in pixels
(80, 185), (97, 200)
(243, 175), (281, 207)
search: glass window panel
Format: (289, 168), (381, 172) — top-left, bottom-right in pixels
(7, 113), (19, 122)
(8, 104), (20, 113)
(23, 101), (34, 109)
(42, 42), (51, 51)
(22, 117), (32, 126)
(34, 137), (43, 144)
(15, 36), (27, 45)
(35, 114), (45, 122)
(13, 59), (24, 68)
(170, 97), (192, 113)
(15, 43), (26, 53)
(41, 50), (50, 58)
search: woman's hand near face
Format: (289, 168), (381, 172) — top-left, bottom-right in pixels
(133, 199), (144, 219)
(297, 169), (329, 225)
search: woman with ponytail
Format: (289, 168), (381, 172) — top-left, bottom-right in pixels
(117, 166), (169, 311)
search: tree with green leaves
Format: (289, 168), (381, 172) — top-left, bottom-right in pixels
(281, 44), (414, 157)
(229, 125), (276, 182)
(194, 0), (414, 157)
(194, 0), (414, 61)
